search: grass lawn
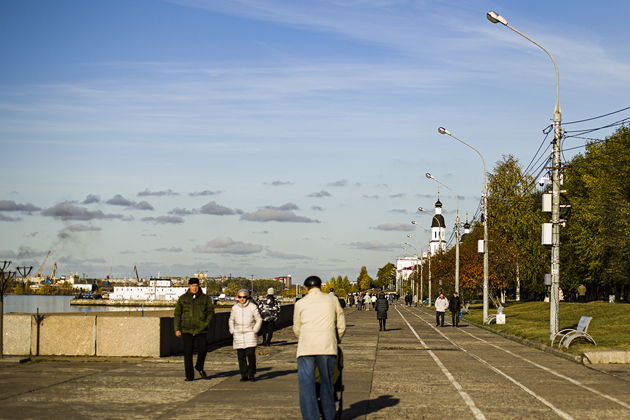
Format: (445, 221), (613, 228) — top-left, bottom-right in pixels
(463, 301), (630, 354)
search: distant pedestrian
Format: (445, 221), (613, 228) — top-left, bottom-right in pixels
(364, 293), (371, 310)
(259, 287), (281, 346)
(357, 293), (364, 311)
(577, 284), (587, 303)
(174, 278), (215, 381)
(370, 293), (377, 310)
(229, 289), (262, 381)
(293, 276), (346, 420)
(387, 293), (393, 305)
(449, 292), (461, 327)
(348, 294), (355, 307)
(434, 292), (449, 327)
(375, 292), (389, 331)
(405, 292), (412, 306)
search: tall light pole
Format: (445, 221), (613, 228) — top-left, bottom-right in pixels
(438, 127), (489, 323)
(426, 172), (460, 293)
(404, 241), (419, 298)
(486, 10), (562, 338)
(410, 222), (429, 305)
(412, 218), (434, 305)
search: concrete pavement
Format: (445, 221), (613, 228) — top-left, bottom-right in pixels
(1, 304), (629, 419)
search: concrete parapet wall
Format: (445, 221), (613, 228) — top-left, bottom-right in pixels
(3, 314), (32, 356)
(97, 317), (161, 357)
(35, 315), (96, 356)
(3, 304), (294, 357)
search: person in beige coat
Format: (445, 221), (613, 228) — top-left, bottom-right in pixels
(293, 276), (346, 420)
(229, 289), (262, 381)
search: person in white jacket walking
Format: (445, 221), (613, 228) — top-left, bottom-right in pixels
(434, 292), (449, 327)
(229, 289), (262, 381)
(293, 276), (346, 420)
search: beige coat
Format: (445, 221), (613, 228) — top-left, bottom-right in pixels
(293, 288), (346, 357)
(229, 300), (262, 349)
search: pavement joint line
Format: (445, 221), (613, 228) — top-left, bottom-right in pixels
(442, 312), (630, 411)
(0, 367), (110, 402)
(395, 307), (487, 420)
(402, 306), (574, 420)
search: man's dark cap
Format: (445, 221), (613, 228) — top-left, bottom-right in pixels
(188, 278), (200, 285)
(304, 276), (322, 288)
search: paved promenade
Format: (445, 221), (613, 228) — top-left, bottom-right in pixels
(1, 305), (630, 419)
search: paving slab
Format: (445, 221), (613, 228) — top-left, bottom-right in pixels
(1, 304), (629, 419)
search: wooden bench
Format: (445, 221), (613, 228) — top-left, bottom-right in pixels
(551, 316), (596, 348)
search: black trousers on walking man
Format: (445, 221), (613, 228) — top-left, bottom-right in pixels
(182, 333), (207, 381)
(436, 311), (445, 327)
(237, 347), (257, 379)
(261, 320), (275, 346)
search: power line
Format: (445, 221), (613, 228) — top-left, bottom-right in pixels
(562, 106), (630, 125)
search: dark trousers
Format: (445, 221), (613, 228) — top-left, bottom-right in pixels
(261, 320), (275, 345)
(182, 333), (207, 380)
(436, 311), (445, 327)
(451, 311), (459, 327)
(378, 318), (387, 331)
(237, 347), (257, 379)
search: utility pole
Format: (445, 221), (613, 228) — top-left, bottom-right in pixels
(550, 102), (562, 338)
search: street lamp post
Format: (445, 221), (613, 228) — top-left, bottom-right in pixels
(486, 10), (562, 338)
(438, 127), (490, 323)
(426, 172), (461, 293)
(405, 239), (420, 300)
(410, 220), (430, 305)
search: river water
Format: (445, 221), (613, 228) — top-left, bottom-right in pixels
(2, 295), (164, 314)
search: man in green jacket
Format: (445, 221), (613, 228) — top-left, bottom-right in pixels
(174, 278), (215, 381)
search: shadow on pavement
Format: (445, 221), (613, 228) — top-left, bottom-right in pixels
(343, 394), (400, 419)
(269, 340), (298, 346)
(256, 369), (297, 381)
(202, 367), (271, 380)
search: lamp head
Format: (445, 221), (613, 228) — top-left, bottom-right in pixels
(425, 173), (434, 179)
(417, 207), (427, 212)
(486, 11), (507, 26)
(437, 127), (450, 135)
(411, 220), (416, 224)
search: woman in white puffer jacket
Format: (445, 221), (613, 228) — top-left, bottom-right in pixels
(229, 289), (263, 381)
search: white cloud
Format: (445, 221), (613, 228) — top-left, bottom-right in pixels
(193, 237), (263, 255)
(240, 209), (319, 223)
(347, 241), (400, 251)
(41, 203), (124, 221)
(199, 201), (238, 216)
(266, 250), (312, 260)
(307, 190), (332, 198)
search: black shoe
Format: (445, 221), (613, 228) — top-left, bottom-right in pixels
(185, 378), (193, 382)
(196, 368), (207, 379)
(240, 377), (248, 382)
(249, 376), (256, 382)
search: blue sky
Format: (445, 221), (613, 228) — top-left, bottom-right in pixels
(1, 0), (629, 282)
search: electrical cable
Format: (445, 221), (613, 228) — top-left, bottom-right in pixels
(562, 106), (630, 125)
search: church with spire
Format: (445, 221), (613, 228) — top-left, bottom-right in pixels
(430, 199), (446, 255)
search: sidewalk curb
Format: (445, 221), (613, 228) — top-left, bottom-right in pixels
(0, 357), (31, 364)
(464, 318), (583, 364)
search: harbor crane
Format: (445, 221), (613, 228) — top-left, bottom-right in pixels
(36, 251), (51, 281)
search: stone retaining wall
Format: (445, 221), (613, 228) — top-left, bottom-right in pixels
(2, 304), (294, 357)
